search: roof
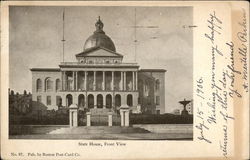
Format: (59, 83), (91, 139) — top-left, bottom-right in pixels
(139, 69), (167, 72)
(83, 17), (116, 52)
(30, 68), (60, 72)
(75, 46), (123, 57)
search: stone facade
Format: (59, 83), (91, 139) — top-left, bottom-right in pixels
(138, 69), (166, 114)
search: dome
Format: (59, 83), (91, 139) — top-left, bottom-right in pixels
(83, 17), (116, 52)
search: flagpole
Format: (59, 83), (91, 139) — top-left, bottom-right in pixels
(62, 8), (66, 63)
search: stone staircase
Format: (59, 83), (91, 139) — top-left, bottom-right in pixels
(48, 126), (150, 134)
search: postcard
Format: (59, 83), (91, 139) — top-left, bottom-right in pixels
(0, 1), (249, 159)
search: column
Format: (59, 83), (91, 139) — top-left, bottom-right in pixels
(76, 71), (78, 91)
(132, 71), (135, 90)
(84, 71), (87, 90)
(72, 71), (75, 91)
(124, 111), (130, 126)
(94, 95), (97, 108)
(65, 72), (68, 91)
(120, 111), (124, 126)
(69, 111), (72, 127)
(86, 112), (91, 126)
(124, 72), (126, 90)
(120, 71), (122, 91)
(62, 72), (65, 90)
(102, 71), (105, 90)
(108, 112), (113, 126)
(111, 71), (114, 90)
(135, 71), (138, 90)
(93, 71), (96, 90)
(73, 111), (78, 127)
(103, 95), (106, 108)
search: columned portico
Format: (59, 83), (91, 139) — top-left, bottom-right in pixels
(61, 70), (138, 92)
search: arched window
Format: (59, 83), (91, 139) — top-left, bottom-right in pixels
(106, 94), (112, 108)
(127, 94), (133, 107)
(36, 79), (42, 92)
(56, 79), (61, 91)
(45, 77), (53, 92)
(78, 94), (85, 108)
(155, 79), (160, 91)
(88, 94), (94, 108)
(66, 94), (73, 107)
(97, 94), (103, 108)
(115, 94), (121, 107)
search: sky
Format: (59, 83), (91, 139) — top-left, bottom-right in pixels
(9, 6), (193, 113)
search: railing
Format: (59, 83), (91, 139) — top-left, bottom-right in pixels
(60, 62), (138, 66)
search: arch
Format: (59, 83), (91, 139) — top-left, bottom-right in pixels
(97, 94), (103, 108)
(78, 94), (85, 108)
(115, 94), (121, 108)
(88, 94), (94, 108)
(45, 77), (53, 92)
(155, 79), (160, 91)
(36, 79), (42, 92)
(66, 94), (73, 107)
(56, 79), (61, 91)
(106, 94), (112, 108)
(127, 94), (133, 107)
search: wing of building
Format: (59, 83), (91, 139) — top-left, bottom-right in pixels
(30, 17), (166, 114)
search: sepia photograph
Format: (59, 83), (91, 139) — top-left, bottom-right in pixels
(8, 6), (193, 140)
(1, 1), (249, 160)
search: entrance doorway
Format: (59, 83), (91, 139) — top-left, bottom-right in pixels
(66, 94), (73, 107)
(88, 94), (94, 108)
(106, 94), (112, 108)
(97, 94), (103, 108)
(78, 94), (85, 108)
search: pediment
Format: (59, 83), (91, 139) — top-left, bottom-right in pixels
(76, 47), (123, 57)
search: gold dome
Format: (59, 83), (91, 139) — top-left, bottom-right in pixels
(83, 17), (116, 52)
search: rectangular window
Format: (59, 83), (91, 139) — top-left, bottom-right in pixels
(156, 96), (160, 105)
(37, 96), (42, 102)
(47, 96), (51, 105)
(156, 110), (160, 114)
(56, 96), (62, 107)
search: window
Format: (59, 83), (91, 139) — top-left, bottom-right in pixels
(56, 79), (61, 91)
(156, 96), (160, 105)
(144, 82), (149, 97)
(45, 78), (53, 92)
(37, 96), (42, 102)
(56, 96), (62, 107)
(155, 79), (160, 91)
(47, 96), (51, 105)
(156, 110), (160, 114)
(36, 79), (42, 92)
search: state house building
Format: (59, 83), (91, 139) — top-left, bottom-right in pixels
(30, 18), (166, 114)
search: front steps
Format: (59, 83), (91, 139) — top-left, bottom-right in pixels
(48, 126), (150, 134)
